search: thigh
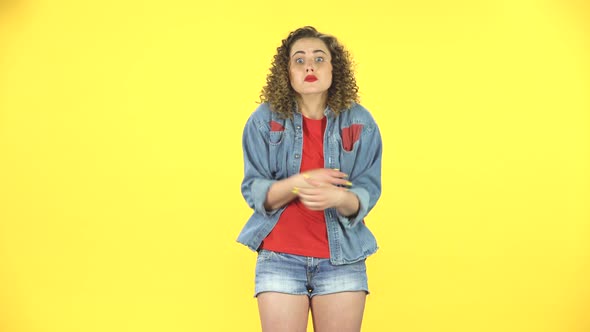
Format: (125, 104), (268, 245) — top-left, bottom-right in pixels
(258, 292), (310, 332)
(310, 291), (366, 332)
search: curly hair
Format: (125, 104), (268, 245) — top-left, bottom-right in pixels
(260, 26), (359, 118)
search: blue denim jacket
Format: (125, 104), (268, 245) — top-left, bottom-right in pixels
(237, 102), (382, 265)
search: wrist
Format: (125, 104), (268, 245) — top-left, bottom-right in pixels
(291, 173), (307, 188)
(288, 173), (305, 194)
(333, 188), (348, 208)
(336, 190), (360, 217)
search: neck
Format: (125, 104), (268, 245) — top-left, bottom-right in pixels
(296, 93), (327, 119)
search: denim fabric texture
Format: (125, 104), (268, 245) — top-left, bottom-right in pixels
(237, 102), (382, 265)
(254, 249), (369, 298)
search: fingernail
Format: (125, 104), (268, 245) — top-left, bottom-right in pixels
(291, 187), (300, 194)
(302, 173), (311, 179)
(333, 168), (340, 171)
(346, 181), (353, 186)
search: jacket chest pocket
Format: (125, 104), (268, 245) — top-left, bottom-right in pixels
(269, 131), (288, 178)
(334, 128), (361, 176)
(338, 140), (358, 176)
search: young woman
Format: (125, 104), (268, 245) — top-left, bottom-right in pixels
(237, 26), (382, 332)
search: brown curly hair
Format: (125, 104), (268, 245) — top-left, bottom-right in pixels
(260, 26), (359, 118)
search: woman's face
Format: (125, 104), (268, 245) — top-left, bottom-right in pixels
(288, 38), (333, 98)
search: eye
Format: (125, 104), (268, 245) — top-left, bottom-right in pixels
(295, 58), (304, 64)
(315, 57), (325, 62)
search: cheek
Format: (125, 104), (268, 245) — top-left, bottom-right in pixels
(325, 69), (333, 83)
(289, 69), (302, 85)
(288, 73), (296, 87)
(288, 70), (299, 90)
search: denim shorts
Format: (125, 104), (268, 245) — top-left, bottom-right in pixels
(254, 249), (369, 298)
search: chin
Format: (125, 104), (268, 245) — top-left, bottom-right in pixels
(300, 88), (329, 95)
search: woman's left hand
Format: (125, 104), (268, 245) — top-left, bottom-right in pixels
(296, 184), (348, 211)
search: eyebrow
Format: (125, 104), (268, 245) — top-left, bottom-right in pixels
(291, 49), (328, 58)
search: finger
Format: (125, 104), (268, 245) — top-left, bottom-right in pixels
(297, 192), (320, 202)
(309, 178), (351, 189)
(326, 178), (352, 186)
(304, 169), (346, 181)
(299, 194), (326, 207)
(300, 190), (324, 202)
(297, 186), (323, 195)
(300, 199), (327, 211)
(327, 169), (348, 178)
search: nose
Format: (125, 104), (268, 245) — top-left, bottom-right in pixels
(305, 61), (315, 72)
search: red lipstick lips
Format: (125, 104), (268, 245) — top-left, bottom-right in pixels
(304, 75), (318, 82)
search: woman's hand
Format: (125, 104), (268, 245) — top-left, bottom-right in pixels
(264, 168), (355, 213)
(296, 184), (348, 211)
(290, 168), (359, 216)
(294, 168), (350, 189)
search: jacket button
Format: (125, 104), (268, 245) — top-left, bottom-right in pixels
(296, 125), (301, 130)
(294, 154), (300, 159)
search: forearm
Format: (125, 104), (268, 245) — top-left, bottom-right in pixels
(263, 174), (303, 211)
(335, 190), (360, 217)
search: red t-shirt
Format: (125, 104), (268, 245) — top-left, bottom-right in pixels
(260, 115), (330, 258)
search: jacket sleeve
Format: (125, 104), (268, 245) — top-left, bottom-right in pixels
(240, 113), (281, 217)
(337, 119), (383, 228)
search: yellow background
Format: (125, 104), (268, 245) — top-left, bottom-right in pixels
(1, 0), (589, 331)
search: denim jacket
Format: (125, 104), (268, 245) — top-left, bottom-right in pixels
(237, 102), (382, 265)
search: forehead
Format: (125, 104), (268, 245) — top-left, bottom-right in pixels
(290, 38), (330, 56)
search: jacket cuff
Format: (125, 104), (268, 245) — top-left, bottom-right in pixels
(251, 178), (279, 217)
(336, 187), (370, 228)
